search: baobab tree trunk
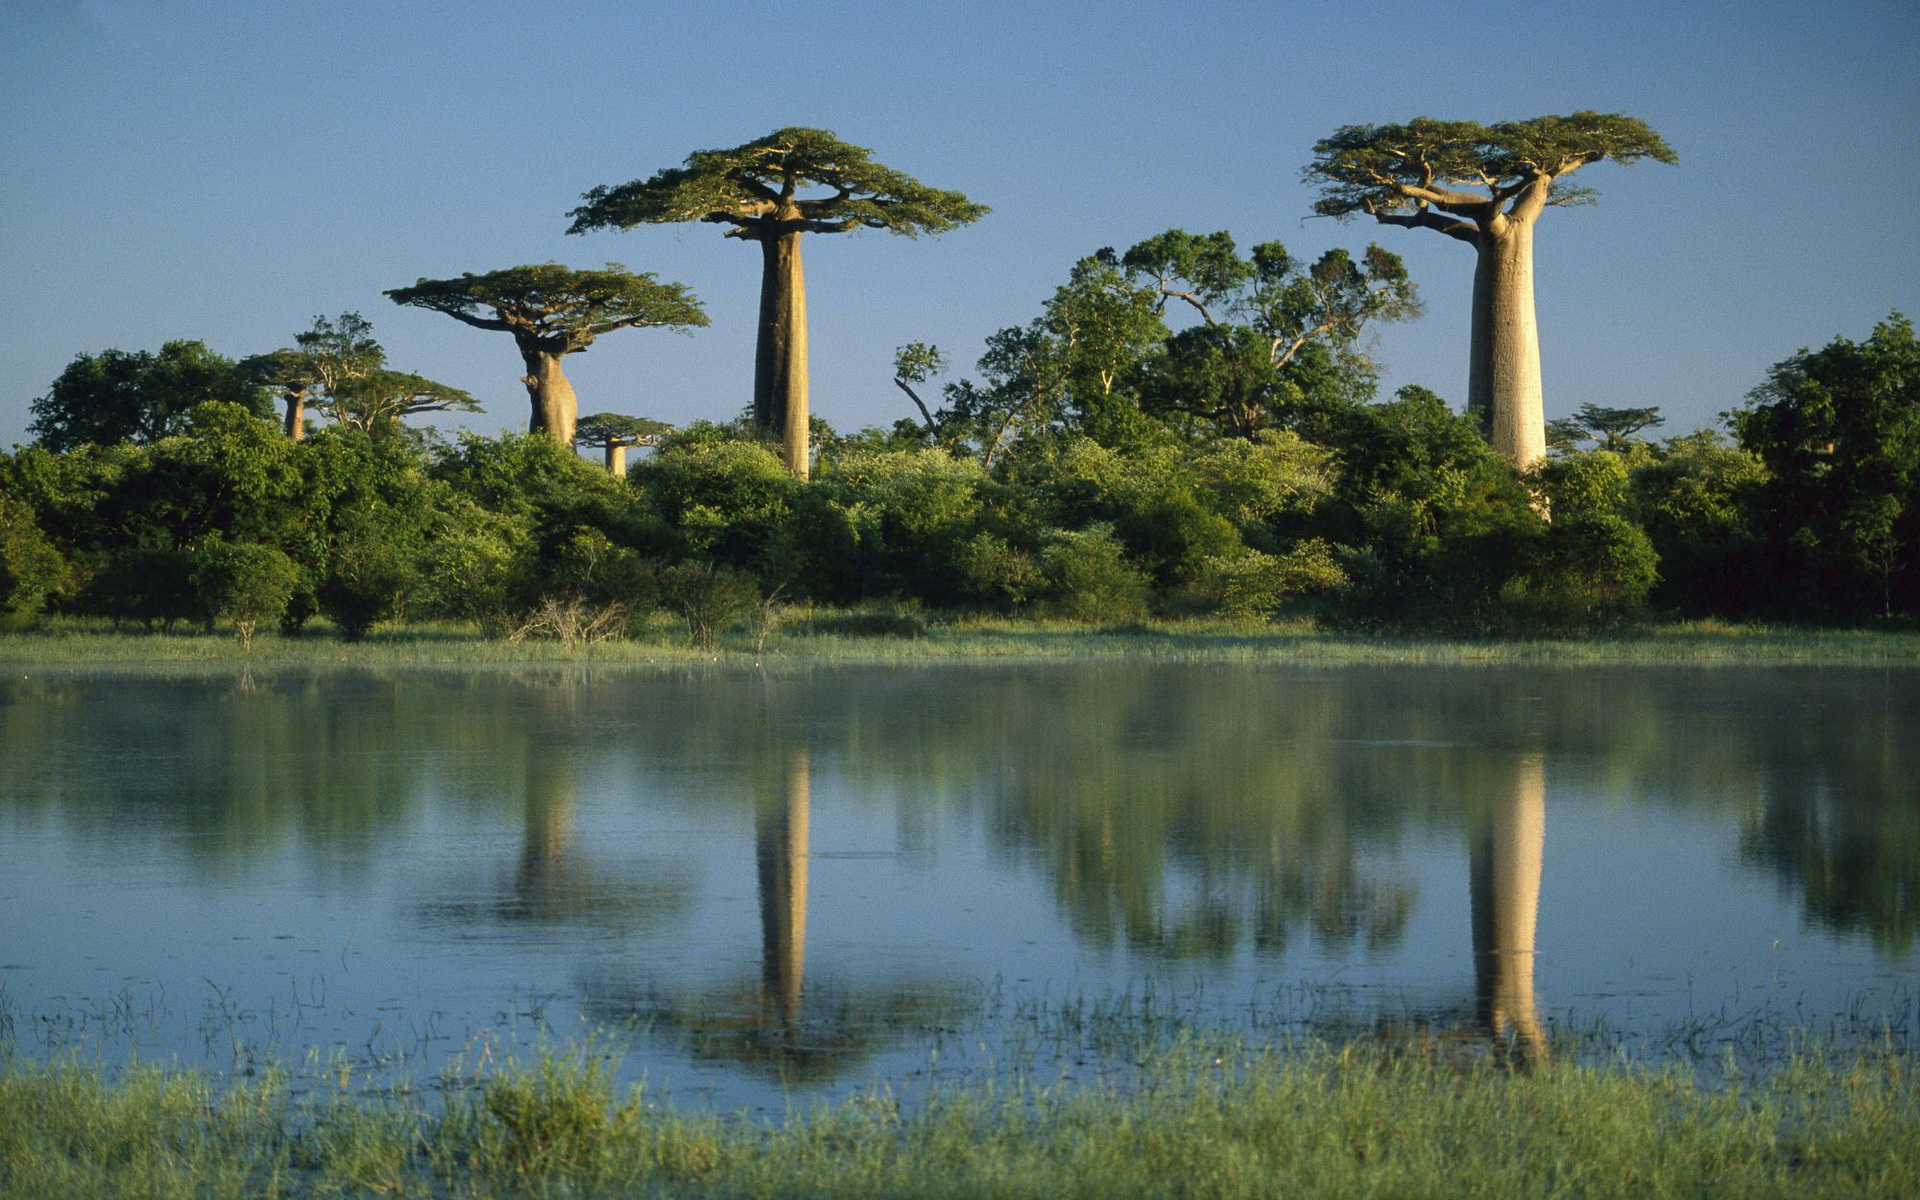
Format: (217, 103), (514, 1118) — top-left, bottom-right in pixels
(756, 746), (810, 1020)
(1468, 220), (1547, 471)
(605, 442), (628, 477)
(755, 232), (811, 479)
(282, 392), (306, 442)
(1470, 753), (1547, 1062)
(518, 346), (579, 447)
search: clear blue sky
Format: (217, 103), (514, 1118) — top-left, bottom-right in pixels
(2, 0), (1914, 450)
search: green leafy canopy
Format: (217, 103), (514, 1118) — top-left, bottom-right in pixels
(386, 263), (707, 352)
(1305, 112), (1676, 223)
(567, 126), (989, 240)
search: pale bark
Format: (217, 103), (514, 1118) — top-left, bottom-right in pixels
(282, 393), (306, 442)
(756, 747), (810, 1019)
(1480, 221), (1547, 470)
(756, 232), (810, 479)
(519, 346), (579, 447)
(1470, 753), (1547, 1062)
(606, 443), (628, 477)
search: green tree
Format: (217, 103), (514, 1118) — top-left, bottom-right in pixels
(1124, 230), (1420, 439)
(190, 537), (298, 651)
(1727, 314), (1920, 617)
(575, 413), (673, 477)
(1546, 402), (1665, 453)
(387, 263), (704, 447)
(569, 128), (988, 477)
(1627, 431), (1768, 615)
(325, 368), (481, 434)
(0, 493), (70, 620)
(28, 340), (270, 451)
(240, 347), (325, 441)
(1305, 113), (1675, 468)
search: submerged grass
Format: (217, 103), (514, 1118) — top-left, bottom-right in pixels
(3, 1038), (1915, 1198)
(4, 614), (1920, 669)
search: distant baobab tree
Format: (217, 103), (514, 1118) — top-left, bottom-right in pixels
(386, 263), (705, 447)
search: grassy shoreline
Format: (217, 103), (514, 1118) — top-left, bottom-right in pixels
(5, 615), (1920, 669)
(3, 1038), (1914, 1198)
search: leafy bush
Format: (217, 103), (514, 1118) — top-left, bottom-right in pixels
(0, 494), (70, 620)
(1199, 538), (1347, 618)
(660, 561), (763, 648)
(190, 538), (298, 650)
(1040, 524), (1150, 622)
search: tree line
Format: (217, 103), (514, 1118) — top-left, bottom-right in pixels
(2, 120), (1916, 639)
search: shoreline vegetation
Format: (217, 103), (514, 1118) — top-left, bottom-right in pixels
(2, 1036), (1915, 1198)
(4, 615), (1920, 669)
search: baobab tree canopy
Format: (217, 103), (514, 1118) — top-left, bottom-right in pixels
(567, 126), (989, 241)
(386, 263), (705, 447)
(567, 127), (988, 479)
(1304, 112), (1674, 471)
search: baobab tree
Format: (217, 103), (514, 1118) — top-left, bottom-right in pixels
(568, 127), (988, 478)
(1305, 113), (1675, 470)
(575, 412), (672, 477)
(386, 263), (705, 447)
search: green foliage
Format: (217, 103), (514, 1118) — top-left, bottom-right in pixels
(1728, 313), (1920, 618)
(1628, 431), (1768, 615)
(1040, 524), (1151, 622)
(661, 561), (763, 648)
(1199, 539), (1347, 618)
(953, 531), (1041, 609)
(29, 340), (271, 451)
(386, 262), (707, 353)
(1548, 402), (1665, 452)
(569, 126), (989, 238)
(189, 537), (298, 650)
(575, 412), (673, 449)
(1306, 112), (1676, 224)
(638, 429), (800, 577)
(326, 368), (480, 433)
(86, 547), (203, 631)
(0, 493), (70, 620)
(805, 447), (991, 601)
(1504, 513), (1661, 632)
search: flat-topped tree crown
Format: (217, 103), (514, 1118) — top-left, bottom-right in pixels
(386, 263), (705, 447)
(568, 126), (989, 239)
(569, 127), (988, 478)
(1305, 112), (1673, 472)
(575, 412), (674, 477)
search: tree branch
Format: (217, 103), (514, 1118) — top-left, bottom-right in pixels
(1373, 210), (1482, 246)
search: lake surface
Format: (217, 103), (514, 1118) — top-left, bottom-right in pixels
(2, 662), (1915, 1112)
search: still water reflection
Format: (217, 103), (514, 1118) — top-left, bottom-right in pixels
(1, 664), (1914, 1109)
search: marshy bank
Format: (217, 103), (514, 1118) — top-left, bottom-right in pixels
(3, 1034), (1916, 1199)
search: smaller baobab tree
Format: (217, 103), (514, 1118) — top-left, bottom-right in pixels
(1305, 113), (1675, 470)
(1546, 402), (1664, 453)
(386, 263), (706, 447)
(576, 413), (673, 477)
(240, 348), (325, 441)
(569, 127), (988, 478)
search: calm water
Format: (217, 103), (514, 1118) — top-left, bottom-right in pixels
(2, 663), (1915, 1111)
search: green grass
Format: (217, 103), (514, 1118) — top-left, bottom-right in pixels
(3, 1038), (1915, 1198)
(5, 613), (1920, 669)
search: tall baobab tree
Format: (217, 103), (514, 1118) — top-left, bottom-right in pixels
(1305, 113), (1674, 470)
(568, 127), (988, 478)
(386, 263), (705, 447)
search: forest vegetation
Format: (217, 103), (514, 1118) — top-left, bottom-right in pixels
(3, 122), (1916, 647)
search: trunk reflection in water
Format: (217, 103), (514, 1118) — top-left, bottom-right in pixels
(1470, 753), (1547, 1061)
(584, 744), (970, 1083)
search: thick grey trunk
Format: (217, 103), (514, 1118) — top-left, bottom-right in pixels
(605, 443), (628, 478)
(1472, 221), (1546, 470)
(756, 233), (810, 479)
(519, 347), (578, 447)
(283, 393), (306, 442)
(1469, 753), (1547, 1061)
(756, 747), (810, 1018)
